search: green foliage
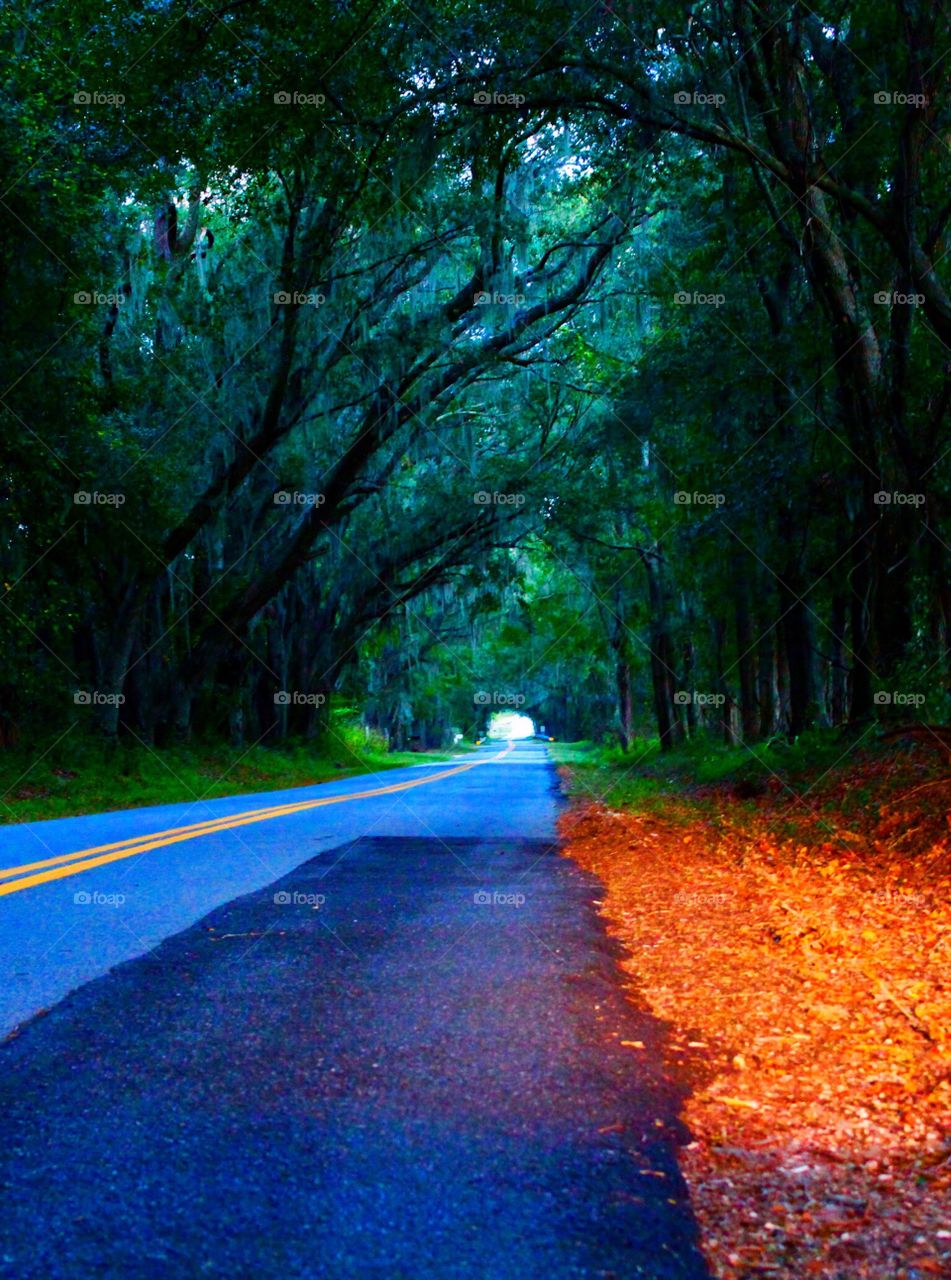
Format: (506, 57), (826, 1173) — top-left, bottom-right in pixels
(0, 0), (946, 801)
(0, 726), (459, 825)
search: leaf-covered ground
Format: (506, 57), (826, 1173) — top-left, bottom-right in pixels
(558, 736), (951, 1278)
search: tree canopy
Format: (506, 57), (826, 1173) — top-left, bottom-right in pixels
(1, 0), (947, 753)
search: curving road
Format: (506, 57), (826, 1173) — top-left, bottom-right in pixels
(0, 741), (709, 1278)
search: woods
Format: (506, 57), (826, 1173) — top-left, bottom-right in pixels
(1, 7), (950, 1278)
(1, 0), (947, 754)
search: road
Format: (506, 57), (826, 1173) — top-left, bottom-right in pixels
(0, 741), (709, 1278)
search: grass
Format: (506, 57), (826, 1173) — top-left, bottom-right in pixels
(0, 728), (475, 825)
(550, 738), (672, 814)
(550, 725), (913, 824)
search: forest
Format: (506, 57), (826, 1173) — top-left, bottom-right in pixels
(1, 0), (947, 757)
(2, 6), (950, 1276)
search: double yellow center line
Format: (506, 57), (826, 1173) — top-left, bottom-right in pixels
(0, 744), (514, 898)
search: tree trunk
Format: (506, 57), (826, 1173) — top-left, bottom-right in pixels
(757, 629), (778, 738)
(734, 579), (759, 742)
(681, 607), (698, 737)
(873, 516), (913, 679)
(829, 594), (849, 726)
(89, 582), (144, 737)
(615, 657), (634, 751)
(781, 595), (815, 739)
(641, 549), (683, 751)
(849, 534), (875, 723)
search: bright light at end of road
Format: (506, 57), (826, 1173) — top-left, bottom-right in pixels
(487, 712), (535, 739)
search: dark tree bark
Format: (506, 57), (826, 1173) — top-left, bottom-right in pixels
(640, 547), (683, 751)
(757, 628), (778, 739)
(829, 594), (850, 726)
(849, 534), (875, 724)
(615, 657), (634, 751)
(734, 575), (759, 742)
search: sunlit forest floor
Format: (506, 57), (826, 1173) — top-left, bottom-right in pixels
(556, 735), (951, 1278)
(0, 723), (468, 825)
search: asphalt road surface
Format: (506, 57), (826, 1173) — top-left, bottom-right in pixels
(0, 741), (709, 1278)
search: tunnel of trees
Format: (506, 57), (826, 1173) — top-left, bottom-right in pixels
(1, 0), (947, 754)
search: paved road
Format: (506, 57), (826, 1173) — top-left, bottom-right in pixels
(0, 743), (547, 1034)
(0, 742), (709, 1278)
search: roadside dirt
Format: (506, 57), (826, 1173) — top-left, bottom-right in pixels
(559, 751), (951, 1278)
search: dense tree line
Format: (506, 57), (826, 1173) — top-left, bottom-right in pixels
(1, 1), (946, 753)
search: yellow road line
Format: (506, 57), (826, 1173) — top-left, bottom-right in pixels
(0, 745), (514, 898)
(0, 764), (478, 882)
